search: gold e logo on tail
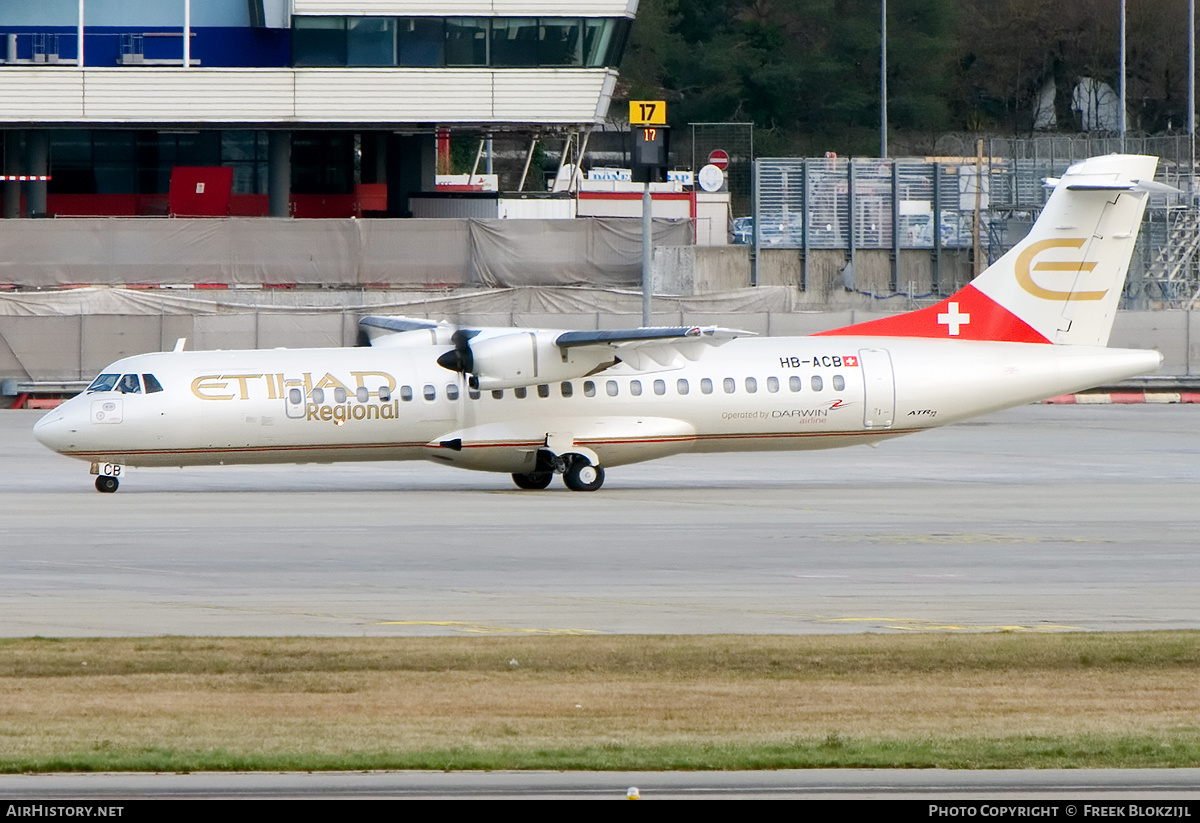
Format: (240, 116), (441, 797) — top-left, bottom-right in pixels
(1015, 238), (1107, 302)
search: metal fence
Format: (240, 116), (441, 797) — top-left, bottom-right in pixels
(752, 150), (1200, 308)
(753, 157), (992, 252)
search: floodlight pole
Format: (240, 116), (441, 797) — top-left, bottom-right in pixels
(1190, 0), (1195, 199)
(1119, 0), (1126, 151)
(880, 0), (887, 158)
(642, 184), (652, 327)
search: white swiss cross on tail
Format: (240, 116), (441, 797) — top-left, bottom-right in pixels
(936, 302), (970, 335)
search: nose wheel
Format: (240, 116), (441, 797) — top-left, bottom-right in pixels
(95, 476), (119, 493)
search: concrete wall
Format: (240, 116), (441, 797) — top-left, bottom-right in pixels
(679, 246), (975, 308)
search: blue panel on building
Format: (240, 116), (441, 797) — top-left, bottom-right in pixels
(0, 26), (289, 67)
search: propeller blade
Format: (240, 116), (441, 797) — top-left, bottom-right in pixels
(436, 329), (475, 375)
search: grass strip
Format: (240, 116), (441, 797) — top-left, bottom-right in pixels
(0, 633), (1197, 772)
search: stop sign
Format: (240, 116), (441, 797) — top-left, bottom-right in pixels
(708, 149), (730, 171)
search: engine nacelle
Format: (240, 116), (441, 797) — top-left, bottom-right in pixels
(465, 331), (616, 391)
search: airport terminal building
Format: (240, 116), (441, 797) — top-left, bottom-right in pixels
(0, 0), (634, 218)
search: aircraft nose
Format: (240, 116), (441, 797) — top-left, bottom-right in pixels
(33, 407), (72, 452)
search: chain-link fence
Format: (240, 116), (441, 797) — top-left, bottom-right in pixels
(690, 123), (753, 217)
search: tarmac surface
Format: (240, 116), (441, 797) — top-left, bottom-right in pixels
(1, 768), (1198, 800)
(2, 404), (1198, 637)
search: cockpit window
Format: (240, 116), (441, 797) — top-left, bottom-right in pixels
(142, 374), (163, 393)
(87, 374), (120, 393)
(117, 374), (142, 394)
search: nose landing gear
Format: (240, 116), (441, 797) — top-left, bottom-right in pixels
(95, 475), (119, 493)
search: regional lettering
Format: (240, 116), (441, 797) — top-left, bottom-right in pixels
(306, 400), (400, 422)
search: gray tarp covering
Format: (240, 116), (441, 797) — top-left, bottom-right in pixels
(0, 217), (693, 288)
(0, 286), (798, 381)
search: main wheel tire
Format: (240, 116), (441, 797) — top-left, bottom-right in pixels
(95, 475), (119, 493)
(511, 471), (553, 490)
(563, 460), (605, 492)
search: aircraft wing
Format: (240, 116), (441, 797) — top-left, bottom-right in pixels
(360, 315), (466, 348)
(555, 326), (752, 370)
(362, 315), (754, 386)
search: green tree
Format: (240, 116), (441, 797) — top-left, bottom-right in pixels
(619, 0), (957, 155)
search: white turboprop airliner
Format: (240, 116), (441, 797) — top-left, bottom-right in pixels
(35, 154), (1164, 493)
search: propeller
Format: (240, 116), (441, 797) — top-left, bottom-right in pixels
(436, 328), (474, 377)
(433, 322), (479, 436)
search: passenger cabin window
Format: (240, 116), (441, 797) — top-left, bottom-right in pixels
(142, 374), (164, 393)
(676, 379), (689, 395)
(492, 390), (504, 400)
(630, 380), (642, 396)
(538, 384), (550, 398)
(446, 383), (459, 400)
(311, 387), (325, 403)
(423, 384), (437, 401)
(811, 375), (823, 392)
(832, 374), (846, 391)
(767, 376), (780, 393)
(514, 387), (527, 399)
(653, 379), (666, 396)
(356, 386), (369, 403)
(289, 387), (303, 405)
(789, 376), (802, 392)
(744, 377), (757, 394)
(334, 387), (347, 403)
(379, 386), (391, 401)
(606, 380), (619, 396)
(723, 377), (736, 394)
(701, 378), (713, 394)
(561, 382), (573, 398)
(584, 381), (596, 397)
(468, 388), (481, 400)
(400, 385), (413, 401)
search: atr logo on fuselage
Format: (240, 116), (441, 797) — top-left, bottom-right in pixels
(1015, 238), (1106, 302)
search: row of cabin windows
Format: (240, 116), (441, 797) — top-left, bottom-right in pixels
(309, 374), (848, 403)
(87, 373), (846, 403)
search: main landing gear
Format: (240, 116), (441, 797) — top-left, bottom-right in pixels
(563, 460), (605, 492)
(95, 475), (119, 493)
(511, 450), (606, 492)
(511, 471), (553, 490)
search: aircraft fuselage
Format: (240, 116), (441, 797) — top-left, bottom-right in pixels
(33, 335), (1161, 475)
